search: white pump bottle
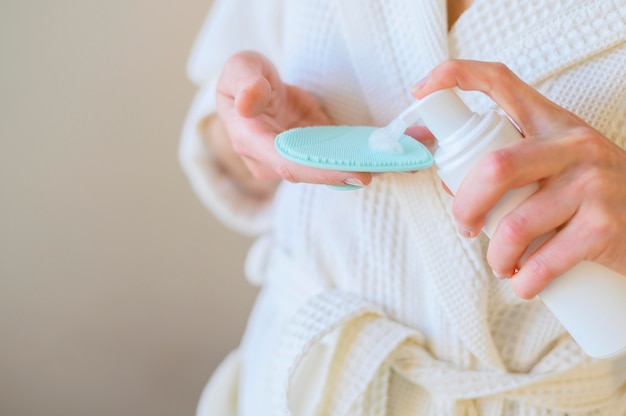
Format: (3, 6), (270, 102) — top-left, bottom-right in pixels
(409, 89), (626, 359)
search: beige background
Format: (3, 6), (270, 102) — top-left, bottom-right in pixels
(0, 1), (259, 415)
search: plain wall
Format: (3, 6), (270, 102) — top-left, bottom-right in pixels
(0, 1), (258, 415)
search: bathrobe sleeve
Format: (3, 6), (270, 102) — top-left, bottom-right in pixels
(178, 0), (284, 235)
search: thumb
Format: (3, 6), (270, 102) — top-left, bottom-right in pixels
(218, 51), (284, 118)
(411, 59), (566, 137)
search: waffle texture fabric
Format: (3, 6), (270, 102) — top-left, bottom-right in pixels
(179, 0), (626, 414)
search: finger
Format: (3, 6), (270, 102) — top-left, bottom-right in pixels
(411, 59), (569, 136)
(219, 107), (369, 186)
(487, 183), (579, 278)
(404, 125), (436, 150)
(509, 219), (590, 300)
(235, 76), (272, 118)
(240, 130), (373, 186)
(508, 190), (622, 300)
(217, 51), (283, 118)
(451, 136), (584, 234)
(242, 148), (374, 187)
(276, 159), (374, 187)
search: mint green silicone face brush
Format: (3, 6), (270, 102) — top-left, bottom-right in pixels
(274, 125), (433, 173)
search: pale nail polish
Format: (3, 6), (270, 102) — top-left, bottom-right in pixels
(344, 178), (365, 187)
(456, 223), (474, 238)
(492, 269), (510, 280)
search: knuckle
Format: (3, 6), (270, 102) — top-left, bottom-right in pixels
(526, 254), (551, 283)
(274, 163), (298, 183)
(436, 58), (458, 73)
(225, 51), (256, 69)
(575, 129), (605, 160)
(488, 63), (518, 91)
(575, 210), (618, 266)
(498, 212), (530, 246)
(482, 149), (515, 183)
(432, 59), (462, 81)
(585, 209), (615, 241)
(492, 62), (513, 76)
(578, 166), (612, 201)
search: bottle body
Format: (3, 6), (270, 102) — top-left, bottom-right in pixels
(434, 111), (539, 239)
(421, 90), (626, 358)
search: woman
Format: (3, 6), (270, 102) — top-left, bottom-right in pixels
(180, 0), (626, 414)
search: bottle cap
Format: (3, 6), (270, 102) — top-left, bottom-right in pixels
(414, 89), (473, 140)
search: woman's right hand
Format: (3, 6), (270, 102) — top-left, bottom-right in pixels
(212, 51), (373, 188)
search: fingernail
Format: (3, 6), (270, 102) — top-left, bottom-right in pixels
(411, 74), (430, 94)
(492, 268), (510, 280)
(344, 178), (365, 187)
(456, 223), (474, 238)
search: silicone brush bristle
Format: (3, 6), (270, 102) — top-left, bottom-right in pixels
(274, 126), (433, 172)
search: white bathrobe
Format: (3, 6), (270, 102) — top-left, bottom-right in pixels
(180, 0), (626, 414)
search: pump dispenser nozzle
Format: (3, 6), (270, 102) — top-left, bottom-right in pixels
(368, 89), (474, 153)
(413, 89), (473, 140)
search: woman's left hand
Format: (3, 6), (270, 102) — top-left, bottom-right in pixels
(412, 59), (626, 300)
